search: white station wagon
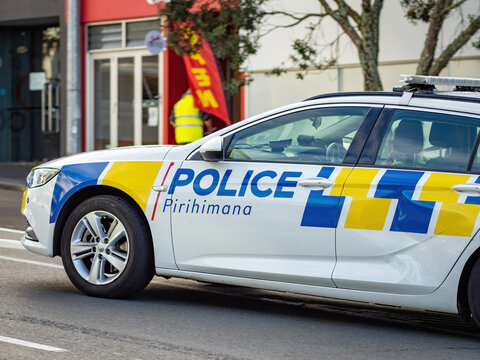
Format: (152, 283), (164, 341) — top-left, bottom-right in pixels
(21, 75), (480, 328)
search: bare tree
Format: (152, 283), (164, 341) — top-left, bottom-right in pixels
(267, 0), (480, 90)
(402, 0), (480, 75)
(267, 1), (384, 90)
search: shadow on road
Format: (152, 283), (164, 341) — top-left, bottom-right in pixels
(14, 276), (480, 341)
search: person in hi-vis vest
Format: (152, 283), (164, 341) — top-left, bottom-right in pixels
(169, 89), (212, 144)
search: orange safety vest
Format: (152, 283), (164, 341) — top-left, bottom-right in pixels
(173, 94), (204, 144)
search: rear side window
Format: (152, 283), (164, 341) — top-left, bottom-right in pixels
(375, 109), (480, 172)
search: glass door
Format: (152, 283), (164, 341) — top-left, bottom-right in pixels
(89, 51), (163, 150)
(118, 57), (134, 147)
(93, 59), (110, 149)
(142, 56), (159, 145)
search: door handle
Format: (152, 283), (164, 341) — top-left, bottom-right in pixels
(452, 183), (480, 194)
(152, 185), (168, 192)
(298, 178), (333, 188)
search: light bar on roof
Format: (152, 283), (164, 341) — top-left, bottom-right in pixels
(400, 74), (480, 88)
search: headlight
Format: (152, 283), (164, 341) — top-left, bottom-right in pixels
(26, 168), (60, 188)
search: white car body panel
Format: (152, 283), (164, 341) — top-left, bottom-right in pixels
(21, 179), (57, 256)
(169, 161), (352, 287)
(19, 91), (480, 318)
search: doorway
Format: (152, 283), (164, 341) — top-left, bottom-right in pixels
(88, 51), (163, 150)
(0, 25), (60, 162)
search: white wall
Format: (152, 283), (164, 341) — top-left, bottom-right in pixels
(245, 0), (480, 117)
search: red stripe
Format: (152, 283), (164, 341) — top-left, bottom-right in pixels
(151, 162), (175, 221)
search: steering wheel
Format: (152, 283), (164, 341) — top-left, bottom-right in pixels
(326, 142), (347, 163)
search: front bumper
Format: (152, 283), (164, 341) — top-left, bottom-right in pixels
(21, 179), (57, 257)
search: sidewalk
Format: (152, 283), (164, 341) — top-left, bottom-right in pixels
(0, 163), (34, 192)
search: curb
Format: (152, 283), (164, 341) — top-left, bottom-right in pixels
(0, 184), (25, 192)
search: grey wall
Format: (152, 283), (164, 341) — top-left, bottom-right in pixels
(0, 0), (63, 24)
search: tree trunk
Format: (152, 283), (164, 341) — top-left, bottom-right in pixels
(359, 49), (383, 91)
(359, 0), (383, 91)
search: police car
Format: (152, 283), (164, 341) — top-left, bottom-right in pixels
(21, 75), (480, 328)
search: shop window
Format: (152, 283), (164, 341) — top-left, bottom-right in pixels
(88, 24), (122, 50)
(127, 20), (160, 47)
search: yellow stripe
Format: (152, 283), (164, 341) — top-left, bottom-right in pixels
(419, 173), (480, 237)
(342, 168), (391, 230)
(329, 168), (353, 196)
(101, 161), (163, 212)
(21, 190), (28, 214)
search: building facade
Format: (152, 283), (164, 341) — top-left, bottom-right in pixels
(1, 0), (479, 161)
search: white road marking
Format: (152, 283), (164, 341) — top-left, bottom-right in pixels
(0, 255), (63, 269)
(0, 239), (23, 249)
(0, 227), (24, 235)
(0, 335), (67, 352)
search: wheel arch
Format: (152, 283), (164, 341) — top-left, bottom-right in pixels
(457, 246), (480, 321)
(52, 185), (152, 257)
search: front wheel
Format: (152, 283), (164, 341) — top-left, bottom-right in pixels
(468, 256), (480, 327)
(61, 195), (154, 298)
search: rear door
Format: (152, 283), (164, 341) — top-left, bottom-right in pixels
(169, 105), (381, 286)
(334, 107), (480, 294)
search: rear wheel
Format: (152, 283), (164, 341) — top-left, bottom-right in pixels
(468, 257), (480, 327)
(61, 195), (154, 298)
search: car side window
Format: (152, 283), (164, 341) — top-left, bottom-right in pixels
(225, 107), (370, 164)
(470, 145), (480, 173)
(375, 109), (480, 172)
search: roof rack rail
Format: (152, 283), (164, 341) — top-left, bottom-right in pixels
(393, 74), (480, 93)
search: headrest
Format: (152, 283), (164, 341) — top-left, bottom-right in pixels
(429, 122), (471, 149)
(393, 119), (424, 154)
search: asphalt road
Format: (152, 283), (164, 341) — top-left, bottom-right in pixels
(1, 188), (480, 359)
(0, 189), (25, 230)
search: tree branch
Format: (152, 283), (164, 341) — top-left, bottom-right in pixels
(429, 14), (480, 75)
(318, 0), (363, 48)
(334, 0), (362, 25)
(442, 0), (468, 15)
(416, 0), (452, 74)
(263, 11), (327, 28)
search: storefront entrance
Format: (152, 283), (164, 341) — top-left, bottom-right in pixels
(0, 25), (61, 162)
(88, 50), (163, 150)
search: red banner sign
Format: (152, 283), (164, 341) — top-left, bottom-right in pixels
(183, 36), (230, 125)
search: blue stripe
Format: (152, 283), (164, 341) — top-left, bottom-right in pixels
(301, 167), (344, 228)
(465, 176), (480, 205)
(50, 162), (109, 223)
(374, 170), (434, 234)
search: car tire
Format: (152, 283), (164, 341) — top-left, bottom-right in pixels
(468, 256), (480, 327)
(61, 195), (154, 298)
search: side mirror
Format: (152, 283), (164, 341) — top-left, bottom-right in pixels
(199, 136), (223, 161)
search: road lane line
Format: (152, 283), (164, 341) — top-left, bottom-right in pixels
(0, 335), (68, 352)
(0, 227), (23, 234)
(0, 255), (63, 269)
(0, 239), (23, 249)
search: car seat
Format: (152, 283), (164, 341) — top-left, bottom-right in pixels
(426, 122), (473, 171)
(385, 119), (424, 167)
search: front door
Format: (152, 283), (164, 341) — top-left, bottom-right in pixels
(89, 51), (163, 150)
(169, 105), (378, 286)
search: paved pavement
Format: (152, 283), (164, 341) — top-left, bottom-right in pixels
(0, 163), (34, 192)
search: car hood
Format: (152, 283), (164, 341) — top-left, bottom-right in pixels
(38, 145), (176, 170)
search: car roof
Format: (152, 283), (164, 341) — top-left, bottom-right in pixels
(304, 91), (480, 104)
(302, 91), (480, 116)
